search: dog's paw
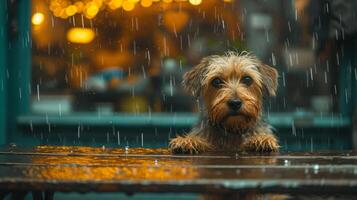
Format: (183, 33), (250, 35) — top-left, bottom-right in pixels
(243, 133), (280, 152)
(169, 135), (211, 154)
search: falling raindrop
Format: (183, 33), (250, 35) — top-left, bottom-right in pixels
(51, 16), (55, 27)
(265, 29), (270, 43)
(313, 164), (319, 174)
(146, 49), (151, 65)
(141, 132), (144, 147)
(142, 65), (146, 79)
(72, 16), (76, 27)
(58, 104), (62, 117)
(284, 159), (290, 166)
(125, 146), (129, 153)
(29, 121), (33, 133)
(271, 53), (276, 66)
(286, 21), (291, 32)
(295, 9), (298, 21)
(77, 125), (80, 139)
(292, 120), (296, 136)
(81, 14), (85, 28)
(282, 72), (286, 87)
(133, 40), (137, 55)
(173, 24), (178, 38)
(135, 17), (139, 31)
(36, 84), (40, 101)
(169, 78), (173, 96)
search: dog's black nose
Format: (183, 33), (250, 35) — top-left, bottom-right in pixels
(227, 99), (242, 110)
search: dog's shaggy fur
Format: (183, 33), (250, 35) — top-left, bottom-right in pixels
(169, 52), (279, 153)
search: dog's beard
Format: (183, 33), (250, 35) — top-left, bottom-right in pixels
(208, 111), (257, 134)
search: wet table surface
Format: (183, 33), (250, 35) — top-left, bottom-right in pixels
(0, 146), (357, 195)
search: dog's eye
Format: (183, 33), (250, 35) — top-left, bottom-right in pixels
(241, 76), (253, 86)
(211, 78), (224, 88)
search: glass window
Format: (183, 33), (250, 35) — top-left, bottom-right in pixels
(30, 0), (351, 116)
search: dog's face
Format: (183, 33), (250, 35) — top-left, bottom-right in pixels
(183, 52), (278, 132)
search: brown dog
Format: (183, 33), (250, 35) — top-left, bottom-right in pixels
(169, 52), (279, 154)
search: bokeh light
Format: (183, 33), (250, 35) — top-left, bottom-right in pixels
(85, 3), (99, 18)
(141, 0), (153, 8)
(189, 0), (201, 6)
(65, 5), (77, 16)
(67, 28), (95, 44)
(108, 0), (123, 10)
(48, 0), (207, 19)
(122, 1), (135, 11)
(31, 12), (45, 25)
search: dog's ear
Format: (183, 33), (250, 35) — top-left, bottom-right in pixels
(183, 57), (211, 98)
(259, 64), (278, 97)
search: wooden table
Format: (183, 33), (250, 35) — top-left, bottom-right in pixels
(0, 145), (356, 199)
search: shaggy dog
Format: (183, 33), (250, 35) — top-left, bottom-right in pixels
(169, 52), (279, 154)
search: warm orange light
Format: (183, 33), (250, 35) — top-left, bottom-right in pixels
(32, 12), (45, 25)
(30, 146), (197, 182)
(163, 0), (173, 3)
(189, 0), (201, 6)
(85, 4), (99, 18)
(67, 28), (95, 44)
(65, 5), (77, 16)
(141, 0), (152, 7)
(122, 1), (135, 11)
(93, 0), (104, 7)
(74, 1), (85, 12)
(108, 0), (123, 10)
(163, 11), (189, 33)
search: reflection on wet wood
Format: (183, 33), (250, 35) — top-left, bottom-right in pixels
(0, 146), (356, 195)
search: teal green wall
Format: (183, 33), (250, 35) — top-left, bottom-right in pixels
(8, 0), (31, 143)
(0, 1), (8, 144)
(9, 0), (31, 116)
(0, 0), (31, 144)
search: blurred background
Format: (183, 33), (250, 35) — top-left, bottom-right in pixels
(0, 0), (357, 151)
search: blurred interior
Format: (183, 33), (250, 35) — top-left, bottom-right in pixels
(31, 0), (339, 114)
(0, 0), (356, 151)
